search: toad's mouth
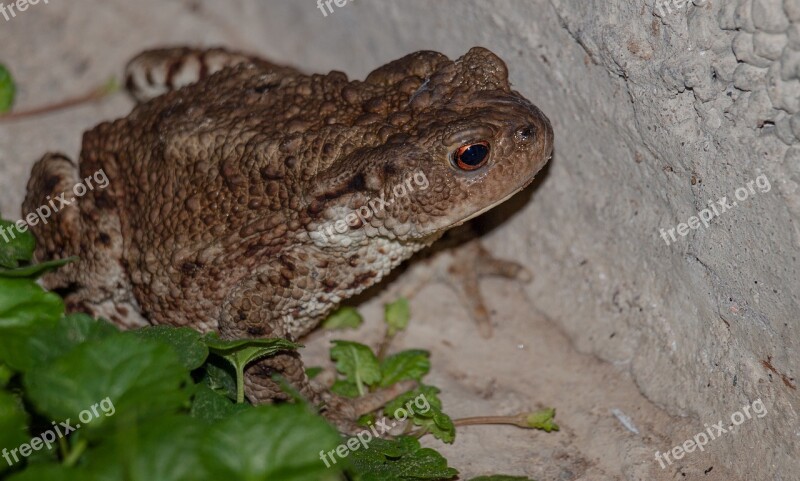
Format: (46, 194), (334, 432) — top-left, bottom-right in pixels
(456, 175), (537, 226)
(407, 172), (540, 241)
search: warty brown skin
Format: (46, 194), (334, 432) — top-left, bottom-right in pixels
(23, 46), (554, 405)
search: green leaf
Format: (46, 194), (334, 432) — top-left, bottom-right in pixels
(203, 333), (301, 364)
(330, 341), (381, 397)
(346, 435), (458, 481)
(24, 333), (192, 435)
(203, 333), (300, 403)
(384, 298), (410, 336)
(80, 415), (208, 481)
(306, 366), (323, 380)
(0, 220), (34, 269)
(57, 313), (119, 344)
(525, 408), (559, 432)
(200, 356), (238, 401)
(0, 363), (12, 388)
(0, 277), (63, 329)
(0, 392), (29, 473)
(0, 278), (66, 372)
(200, 404), (342, 481)
(330, 379), (360, 398)
(0, 312), (116, 373)
(386, 385), (456, 444)
(190, 384), (250, 423)
(131, 326), (209, 371)
(6, 465), (88, 481)
(379, 349), (430, 388)
(0, 64), (15, 113)
(0, 257), (77, 279)
(357, 413), (376, 427)
(323, 306), (364, 330)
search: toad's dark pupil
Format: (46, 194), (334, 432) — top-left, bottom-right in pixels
(459, 144), (489, 166)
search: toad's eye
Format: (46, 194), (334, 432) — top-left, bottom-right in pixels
(452, 142), (490, 171)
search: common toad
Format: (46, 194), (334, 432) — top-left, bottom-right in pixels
(23, 46), (553, 415)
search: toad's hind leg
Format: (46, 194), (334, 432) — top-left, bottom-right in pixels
(23, 153), (82, 272)
(22, 153), (147, 329)
(123, 47), (299, 102)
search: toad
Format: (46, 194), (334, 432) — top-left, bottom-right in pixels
(23, 46), (553, 420)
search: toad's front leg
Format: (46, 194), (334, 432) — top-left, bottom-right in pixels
(219, 264), (324, 406)
(218, 257), (413, 433)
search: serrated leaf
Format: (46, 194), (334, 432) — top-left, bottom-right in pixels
(0, 392), (29, 473)
(203, 333), (300, 403)
(203, 333), (300, 363)
(132, 325), (208, 371)
(379, 349), (430, 387)
(200, 404), (341, 481)
(386, 385), (455, 444)
(330, 341), (381, 397)
(0, 278), (65, 371)
(420, 411), (456, 443)
(384, 298), (410, 336)
(323, 306), (363, 330)
(346, 435), (458, 481)
(24, 333), (192, 435)
(525, 408), (559, 432)
(80, 414), (208, 481)
(0, 219), (34, 269)
(0, 311), (116, 373)
(190, 384), (250, 423)
(0, 64), (15, 113)
(0, 277), (63, 329)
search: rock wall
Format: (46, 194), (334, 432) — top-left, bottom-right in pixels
(537, 1), (799, 477)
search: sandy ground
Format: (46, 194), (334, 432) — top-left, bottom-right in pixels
(0, 1), (749, 479)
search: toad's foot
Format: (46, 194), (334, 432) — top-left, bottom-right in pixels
(319, 380), (417, 434)
(245, 355), (415, 434)
(395, 239), (532, 338)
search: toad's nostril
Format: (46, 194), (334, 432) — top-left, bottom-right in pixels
(516, 126), (535, 141)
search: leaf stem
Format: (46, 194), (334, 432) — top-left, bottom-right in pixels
(454, 414), (529, 428)
(376, 332), (394, 362)
(236, 366), (246, 404)
(62, 438), (87, 467)
(453, 411), (559, 432)
(57, 436), (69, 461)
(0, 78), (119, 122)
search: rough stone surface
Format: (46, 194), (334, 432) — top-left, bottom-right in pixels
(0, 1), (796, 480)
